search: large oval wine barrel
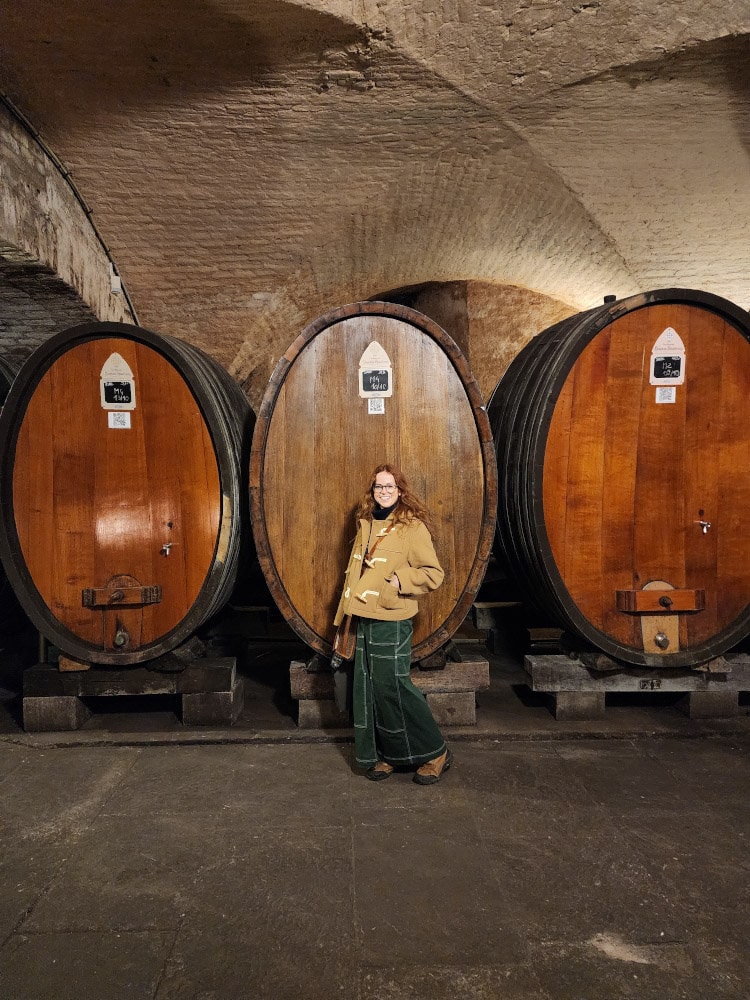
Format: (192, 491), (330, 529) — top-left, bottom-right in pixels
(489, 288), (750, 668)
(250, 301), (497, 660)
(0, 322), (253, 665)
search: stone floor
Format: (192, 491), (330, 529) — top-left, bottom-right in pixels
(1, 735), (748, 999)
(1, 629), (749, 998)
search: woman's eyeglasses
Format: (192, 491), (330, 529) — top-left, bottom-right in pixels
(373, 484), (398, 493)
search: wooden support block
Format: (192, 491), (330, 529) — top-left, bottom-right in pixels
(412, 658), (490, 693)
(426, 691), (476, 726)
(296, 691), (478, 728)
(290, 661), (336, 700)
(525, 654), (750, 692)
(290, 655), (489, 729)
(471, 601), (522, 630)
(297, 699), (351, 729)
(58, 656), (91, 673)
(23, 695), (91, 732)
(525, 653), (750, 722)
(181, 676), (244, 726)
(526, 628), (565, 654)
(554, 691), (606, 721)
(681, 691), (739, 719)
(22, 657), (240, 730)
(177, 659), (237, 694)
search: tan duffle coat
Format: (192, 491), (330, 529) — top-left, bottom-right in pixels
(333, 514), (444, 625)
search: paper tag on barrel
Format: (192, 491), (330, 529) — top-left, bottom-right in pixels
(100, 352), (136, 428)
(99, 351), (135, 430)
(359, 342), (392, 415)
(650, 327), (685, 404)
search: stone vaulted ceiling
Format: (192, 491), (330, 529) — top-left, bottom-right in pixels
(0, 0), (748, 405)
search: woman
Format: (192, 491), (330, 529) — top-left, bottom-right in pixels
(333, 464), (452, 784)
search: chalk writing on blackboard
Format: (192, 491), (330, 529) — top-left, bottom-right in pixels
(362, 369), (389, 393)
(652, 356), (682, 380)
(103, 381), (133, 405)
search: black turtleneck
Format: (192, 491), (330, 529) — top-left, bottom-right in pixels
(373, 502), (397, 521)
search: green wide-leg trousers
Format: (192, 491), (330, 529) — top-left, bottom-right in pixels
(353, 618), (446, 769)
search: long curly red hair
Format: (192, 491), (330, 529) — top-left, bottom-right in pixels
(355, 464), (434, 533)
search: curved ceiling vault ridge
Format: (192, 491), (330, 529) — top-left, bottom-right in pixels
(0, 98), (136, 326)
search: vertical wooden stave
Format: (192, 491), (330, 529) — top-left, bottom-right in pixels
(598, 320), (642, 650)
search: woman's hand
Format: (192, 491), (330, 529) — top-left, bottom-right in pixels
(390, 573), (400, 592)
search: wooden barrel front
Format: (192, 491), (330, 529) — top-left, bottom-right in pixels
(0, 322), (253, 665)
(250, 302), (497, 660)
(489, 288), (750, 668)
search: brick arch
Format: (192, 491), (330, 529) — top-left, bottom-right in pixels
(0, 98), (135, 361)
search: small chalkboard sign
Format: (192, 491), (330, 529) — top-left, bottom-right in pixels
(652, 356), (682, 380)
(361, 369), (389, 394)
(103, 381), (133, 405)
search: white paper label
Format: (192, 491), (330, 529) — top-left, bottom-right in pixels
(367, 398), (385, 415)
(100, 352), (136, 410)
(359, 342), (393, 398)
(650, 328), (685, 386)
(108, 411), (132, 428)
(655, 386), (677, 404)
